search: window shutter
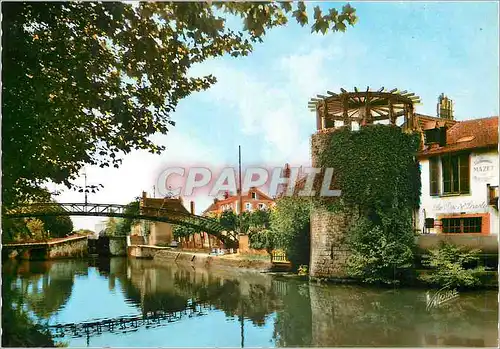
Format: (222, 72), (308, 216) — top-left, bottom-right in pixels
(442, 156), (451, 194)
(429, 157), (439, 196)
(459, 153), (470, 194)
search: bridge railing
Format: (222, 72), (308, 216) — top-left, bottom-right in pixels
(49, 301), (212, 339)
(4, 202), (238, 245)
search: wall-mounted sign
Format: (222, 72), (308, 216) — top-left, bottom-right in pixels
(472, 157), (495, 182)
(432, 201), (488, 213)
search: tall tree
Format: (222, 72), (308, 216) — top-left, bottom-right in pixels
(104, 216), (118, 236)
(2, 2), (357, 206)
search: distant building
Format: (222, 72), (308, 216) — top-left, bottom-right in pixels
(200, 187), (276, 251)
(94, 220), (107, 237)
(130, 191), (190, 246)
(202, 187), (275, 216)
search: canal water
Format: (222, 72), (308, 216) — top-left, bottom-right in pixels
(2, 257), (498, 347)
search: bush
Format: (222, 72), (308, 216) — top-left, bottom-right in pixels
(249, 229), (275, 257)
(346, 214), (415, 285)
(297, 265), (308, 276)
(25, 219), (50, 241)
(420, 242), (487, 289)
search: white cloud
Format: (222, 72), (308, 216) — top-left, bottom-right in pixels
(189, 39), (345, 169)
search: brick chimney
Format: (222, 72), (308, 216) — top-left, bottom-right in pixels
(190, 201), (195, 214)
(437, 93), (454, 120)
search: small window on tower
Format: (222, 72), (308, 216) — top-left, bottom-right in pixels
(251, 192), (257, 199)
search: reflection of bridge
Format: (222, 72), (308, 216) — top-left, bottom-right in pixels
(50, 300), (212, 340)
(4, 202), (237, 245)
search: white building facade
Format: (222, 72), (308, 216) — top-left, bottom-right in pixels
(416, 117), (499, 246)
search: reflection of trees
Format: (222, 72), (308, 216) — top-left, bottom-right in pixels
(122, 260), (281, 327)
(3, 260), (88, 320)
(272, 279), (312, 347)
(308, 284), (498, 347)
(21, 275), (74, 319)
(2, 272), (55, 347)
(170, 267), (282, 327)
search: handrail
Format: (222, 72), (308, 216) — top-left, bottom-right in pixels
(3, 202), (238, 244)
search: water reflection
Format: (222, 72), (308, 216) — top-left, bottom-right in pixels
(2, 258), (498, 347)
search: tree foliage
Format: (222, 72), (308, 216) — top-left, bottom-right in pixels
(420, 242), (487, 289)
(104, 216), (118, 236)
(39, 209), (74, 239)
(25, 218), (49, 241)
(116, 200), (140, 235)
(247, 208), (271, 233)
(75, 229), (95, 236)
(2, 200), (73, 241)
(318, 125), (421, 284)
(2, 1), (357, 206)
(269, 197), (312, 268)
(345, 212), (415, 285)
(172, 224), (201, 240)
(319, 125), (421, 213)
(218, 210), (240, 233)
(248, 229), (276, 257)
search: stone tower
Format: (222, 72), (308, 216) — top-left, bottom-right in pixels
(307, 87), (420, 279)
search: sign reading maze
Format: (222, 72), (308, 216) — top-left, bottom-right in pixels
(472, 157), (496, 182)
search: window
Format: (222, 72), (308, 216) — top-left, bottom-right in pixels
(442, 217), (482, 234)
(429, 157), (440, 196)
(424, 128), (447, 146)
(258, 203), (266, 210)
(424, 129), (440, 144)
(251, 192), (257, 199)
(245, 203), (252, 211)
(442, 153), (469, 194)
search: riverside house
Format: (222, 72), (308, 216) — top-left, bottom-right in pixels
(129, 191), (191, 246)
(201, 187), (276, 251)
(416, 109), (499, 253)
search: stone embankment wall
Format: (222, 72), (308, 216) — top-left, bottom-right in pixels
(3, 236), (88, 260)
(109, 236), (127, 256)
(47, 236), (88, 259)
(417, 234), (498, 254)
(128, 247), (273, 272)
(127, 245), (165, 259)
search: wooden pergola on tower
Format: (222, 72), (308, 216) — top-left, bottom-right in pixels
(308, 87), (421, 131)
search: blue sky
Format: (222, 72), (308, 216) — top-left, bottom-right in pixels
(55, 2), (499, 230)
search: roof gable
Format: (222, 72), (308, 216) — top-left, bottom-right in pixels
(141, 197), (190, 214)
(418, 116), (498, 157)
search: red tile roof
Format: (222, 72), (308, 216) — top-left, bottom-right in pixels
(202, 187), (274, 215)
(418, 116), (498, 157)
(140, 197), (190, 215)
